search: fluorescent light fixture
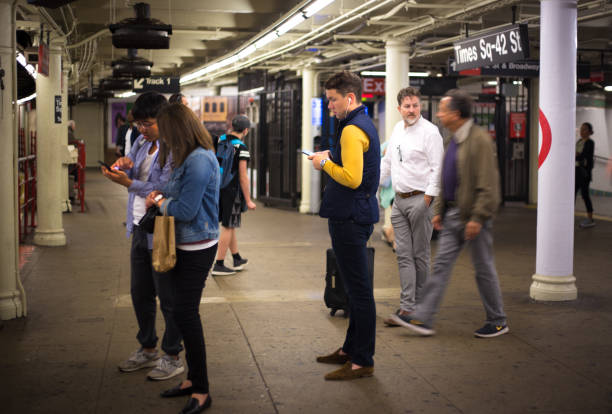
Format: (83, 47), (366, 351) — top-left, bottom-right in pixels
(513, 80), (522, 85)
(360, 70), (386, 76)
(17, 93), (36, 104)
(16, 52), (26, 66)
(179, 0), (336, 84)
(238, 86), (264, 95)
(304, 0), (335, 18)
(486, 81), (498, 86)
(115, 91), (136, 98)
(254, 32), (279, 49)
(237, 45), (256, 60)
(360, 71), (430, 77)
(604, 85), (612, 92)
(16, 52), (37, 79)
(277, 14), (306, 35)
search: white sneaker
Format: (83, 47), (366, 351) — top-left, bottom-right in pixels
(147, 354), (185, 380)
(579, 219), (595, 228)
(118, 348), (160, 372)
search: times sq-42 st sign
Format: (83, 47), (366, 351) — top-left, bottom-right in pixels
(453, 24), (529, 71)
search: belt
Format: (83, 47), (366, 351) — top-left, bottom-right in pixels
(396, 190), (424, 199)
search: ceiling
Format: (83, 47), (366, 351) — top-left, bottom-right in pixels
(14, 0), (612, 95)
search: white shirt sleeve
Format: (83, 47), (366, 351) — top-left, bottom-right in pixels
(425, 128), (444, 196)
(380, 139), (393, 187)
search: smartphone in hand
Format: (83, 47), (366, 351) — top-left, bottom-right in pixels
(302, 150), (314, 156)
(98, 160), (112, 170)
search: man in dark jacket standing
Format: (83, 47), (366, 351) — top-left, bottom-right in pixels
(392, 89), (508, 339)
(309, 71), (380, 380)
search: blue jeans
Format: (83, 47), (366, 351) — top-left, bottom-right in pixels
(130, 225), (183, 355)
(328, 220), (375, 367)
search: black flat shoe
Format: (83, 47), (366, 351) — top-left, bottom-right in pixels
(179, 396), (212, 414)
(161, 383), (193, 398)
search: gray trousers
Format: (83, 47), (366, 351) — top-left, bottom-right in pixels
(391, 195), (433, 313)
(413, 208), (506, 326)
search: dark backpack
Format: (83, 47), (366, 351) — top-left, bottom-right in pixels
(216, 134), (244, 189)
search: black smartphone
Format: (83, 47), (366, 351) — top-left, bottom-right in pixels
(98, 160), (112, 170)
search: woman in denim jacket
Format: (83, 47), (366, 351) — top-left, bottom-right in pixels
(146, 103), (219, 414)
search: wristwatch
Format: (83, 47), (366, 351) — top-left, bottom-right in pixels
(320, 159), (329, 169)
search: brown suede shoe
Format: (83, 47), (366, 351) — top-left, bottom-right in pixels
(324, 361), (374, 380)
(316, 348), (350, 364)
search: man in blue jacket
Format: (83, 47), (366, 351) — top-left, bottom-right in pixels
(102, 92), (184, 381)
(309, 71), (380, 380)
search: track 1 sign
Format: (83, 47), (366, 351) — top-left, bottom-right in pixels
(453, 24), (529, 71)
(133, 76), (180, 93)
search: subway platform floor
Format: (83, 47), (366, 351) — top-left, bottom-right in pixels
(2, 170), (612, 414)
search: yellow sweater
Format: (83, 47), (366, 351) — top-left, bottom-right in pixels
(322, 125), (370, 189)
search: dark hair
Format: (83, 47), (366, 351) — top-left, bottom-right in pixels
(169, 93), (186, 104)
(132, 91), (168, 120)
(156, 103), (214, 168)
(444, 89), (473, 119)
(582, 122), (593, 135)
(324, 70), (362, 99)
(397, 87), (421, 105)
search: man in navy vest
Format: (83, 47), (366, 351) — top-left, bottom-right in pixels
(309, 71), (380, 380)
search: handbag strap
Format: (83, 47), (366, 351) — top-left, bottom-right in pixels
(161, 200), (169, 216)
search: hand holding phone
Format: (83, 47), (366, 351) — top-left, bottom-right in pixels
(302, 150), (314, 156)
(98, 160), (112, 170)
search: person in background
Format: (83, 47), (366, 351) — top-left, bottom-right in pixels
(116, 110), (139, 158)
(103, 92), (185, 381)
(146, 103), (220, 414)
(392, 89), (508, 339)
(169, 93), (189, 106)
(309, 70), (380, 380)
(380, 87), (443, 327)
(211, 115), (256, 276)
(575, 122), (595, 228)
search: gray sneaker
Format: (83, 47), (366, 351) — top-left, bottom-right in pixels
(118, 348), (160, 372)
(579, 218), (595, 228)
(147, 354), (185, 381)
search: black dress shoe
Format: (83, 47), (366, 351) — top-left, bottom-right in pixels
(179, 396), (212, 414)
(161, 383), (193, 398)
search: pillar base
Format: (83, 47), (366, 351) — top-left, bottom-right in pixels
(34, 229), (66, 246)
(529, 273), (577, 301)
(0, 290), (24, 320)
(299, 202), (311, 214)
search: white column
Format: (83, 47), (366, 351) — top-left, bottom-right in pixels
(60, 65), (70, 212)
(384, 40), (410, 227)
(530, 0), (577, 301)
(384, 40), (410, 143)
(299, 67), (315, 213)
(34, 43), (66, 246)
(0, 1), (24, 320)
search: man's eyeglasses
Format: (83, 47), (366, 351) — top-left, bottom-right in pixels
(136, 121), (156, 129)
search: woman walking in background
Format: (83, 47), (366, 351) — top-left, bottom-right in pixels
(576, 122), (595, 228)
(146, 103), (220, 413)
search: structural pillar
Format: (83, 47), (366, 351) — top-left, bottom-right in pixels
(60, 64), (71, 212)
(34, 42), (66, 246)
(383, 40), (410, 226)
(0, 0), (25, 319)
(530, 0), (577, 301)
(299, 67), (315, 213)
(384, 40), (410, 142)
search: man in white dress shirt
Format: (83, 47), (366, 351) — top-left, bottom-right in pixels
(380, 87), (444, 326)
